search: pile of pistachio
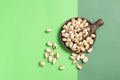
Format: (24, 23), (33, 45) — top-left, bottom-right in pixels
(61, 18), (96, 69)
(61, 18), (95, 53)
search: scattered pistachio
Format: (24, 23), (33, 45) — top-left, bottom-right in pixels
(77, 55), (81, 61)
(52, 42), (57, 49)
(59, 65), (65, 70)
(77, 64), (82, 70)
(83, 56), (88, 63)
(70, 56), (76, 60)
(46, 48), (52, 53)
(73, 60), (77, 64)
(72, 53), (77, 57)
(50, 52), (56, 56)
(80, 53), (85, 60)
(48, 56), (52, 62)
(47, 41), (53, 46)
(45, 52), (49, 58)
(39, 61), (45, 67)
(87, 48), (92, 53)
(55, 52), (59, 59)
(46, 28), (52, 33)
(52, 58), (56, 64)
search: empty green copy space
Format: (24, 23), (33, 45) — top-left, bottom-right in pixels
(0, 0), (77, 80)
(78, 0), (120, 80)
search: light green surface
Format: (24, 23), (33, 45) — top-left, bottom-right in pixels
(78, 0), (120, 80)
(0, 0), (78, 80)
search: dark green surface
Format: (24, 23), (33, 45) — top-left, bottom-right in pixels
(78, 0), (120, 80)
(0, 0), (78, 80)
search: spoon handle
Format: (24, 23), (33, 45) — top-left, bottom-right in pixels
(93, 19), (104, 29)
(91, 19), (104, 33)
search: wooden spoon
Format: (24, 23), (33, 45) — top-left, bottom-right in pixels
(60, 17), (104, 54)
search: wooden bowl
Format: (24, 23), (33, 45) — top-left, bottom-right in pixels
(60, 17), (104, 54)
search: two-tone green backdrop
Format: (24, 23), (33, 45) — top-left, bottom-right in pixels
(0, 0), (120, 80)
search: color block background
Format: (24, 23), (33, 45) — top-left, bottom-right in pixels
(0, 0), (77, 80)
(78, 0), (120, 80)
(0, 0), (120, 80)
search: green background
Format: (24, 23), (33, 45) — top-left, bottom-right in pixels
(0, 0), (120, 80)
(78, 0), (120, 80)
(0, 0), (77, 80)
